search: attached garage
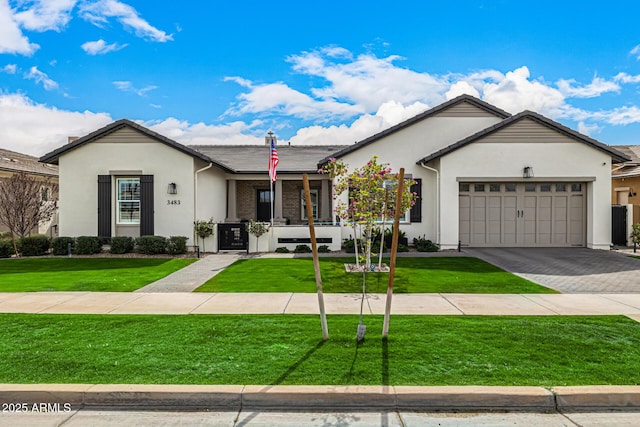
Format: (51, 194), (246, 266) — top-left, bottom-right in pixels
(459, 181), (585, 247)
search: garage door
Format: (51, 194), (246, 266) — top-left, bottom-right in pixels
(459, 182), (585, 247)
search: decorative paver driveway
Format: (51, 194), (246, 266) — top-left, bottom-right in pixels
(465, 248), (640, 293)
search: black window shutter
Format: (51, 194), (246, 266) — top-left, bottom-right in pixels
(410, 178), (422, 223)
(97, 175), (112, 238)
(140, 175), (154, 236)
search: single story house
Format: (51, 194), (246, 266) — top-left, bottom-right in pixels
(1, 147), (59, 237)
(39, 95), (629, 251)
(609, 145), (640, 245)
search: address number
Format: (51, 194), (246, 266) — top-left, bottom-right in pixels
(167, 200), (181, 205)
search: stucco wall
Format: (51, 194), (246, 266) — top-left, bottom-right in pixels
(439, 141), (612, 250)
(58, 137), (210, 245)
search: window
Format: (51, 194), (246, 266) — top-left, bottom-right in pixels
(540, 184), (551, 192)
(490, 184), (501, 192)
(117, 178), (140, 224)
(571, 184), (582, 192)
(556, 184), (566, 192)
(474, 184), (485, 192)
(301, 189), (318, 220)
(505, 183), (517, 192)
(459, 183), (470, 192)
(525, 183), (536, 192)
(41, 187), (50, 202)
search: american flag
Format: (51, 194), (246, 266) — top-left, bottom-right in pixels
(268, 137), (279, 182)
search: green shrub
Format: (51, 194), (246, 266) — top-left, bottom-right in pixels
(19, 235), (50, 256)
(136, 236), (167, 255)
(397, 243), (409, 252)
(51, 237), (75, 255)
(74, 236), (102, 255)
(318, 245), (330, 253)
(0, 231), (11, 239)
(293, 244), (312, 253)
(0, 239), (12, 258)
(275, 246), (290, 253)
(110, 236), (135, 254)
(167, 236), (188, 255)
(343, 237), (356, 253)
(413, 235), (439, 252)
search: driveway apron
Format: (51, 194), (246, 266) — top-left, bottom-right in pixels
(465, 247), (640, 293)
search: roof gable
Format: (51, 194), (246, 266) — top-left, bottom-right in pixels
(318, 94), (511, 166)
(417, 111), (631, 164)
(39, 119), (233, 172)
(1, 147), (58, 177)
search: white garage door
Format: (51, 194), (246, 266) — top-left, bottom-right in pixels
(459, 182), (585, 247)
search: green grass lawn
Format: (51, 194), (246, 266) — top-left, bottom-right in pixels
(0, 314), (638, 386)
(0, 258), (197, 292)
(195, 257), (554, 293)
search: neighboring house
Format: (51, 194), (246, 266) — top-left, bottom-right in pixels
(39, 95), (629, 252)
(0, 147), (59, 237)
(609, 145), (640, 245)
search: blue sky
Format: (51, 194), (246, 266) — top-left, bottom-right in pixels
(2, 0), (640, 156)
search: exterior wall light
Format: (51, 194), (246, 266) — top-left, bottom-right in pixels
(523, 166), (534, 178)
(167, 182), (178, 194)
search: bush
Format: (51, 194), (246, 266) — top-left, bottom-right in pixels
(19, 235), (50, 256)
(136, 236), (167, 255)
(343, 237), (356, 253)
(293, 244), (312, 253)
(397, 243), (409, 252)
(318, 245), (330, 253)
(110, 236), (135, 254)
(275, 246), (290, 253)
(0, 239), (12, 258)
(167, 236), (188, 255)
(0, 231), (11, 239)
(74, 236), (102, 255)
(413, 235), (439, 252)
(51, 237), (75, 255)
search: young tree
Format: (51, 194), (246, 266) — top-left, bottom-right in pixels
(194, 218), (215, 253)
(321, 156), (416, 270)
(0, 172), (58, 255)
(247, 220), (270, 253)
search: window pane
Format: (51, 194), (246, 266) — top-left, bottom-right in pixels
(117, 178), (140, 224)
(474, 184), (485, 192)
(525, 184), (536, 192)
(571, 184), (582, 192)
(505, 183), (517, 192)
(118, 179), (140, 201)
(459, 183), (470, 192)
(489, 184), (501, 192)
(556, 184), (566, 192)
(301, 189), (318, 220)
(118, 201), (140, 223)
(540, 184), (551, 192)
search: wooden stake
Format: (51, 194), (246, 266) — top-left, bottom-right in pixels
(303, 174), (329, 340)
(382, 168), (404, 338)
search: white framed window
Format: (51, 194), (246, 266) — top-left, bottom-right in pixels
(379, 180), (409, 223)
(301, 189), (318, 220)
(117, 178), (140, 224)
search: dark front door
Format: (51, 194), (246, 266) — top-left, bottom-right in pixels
(218, 223), (248, 250)
(612, 205), (628, 246)
(257, 189), (272, 222)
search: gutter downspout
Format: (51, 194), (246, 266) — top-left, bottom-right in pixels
(194, 163), (213, 249)
(419, 162), (440, 246)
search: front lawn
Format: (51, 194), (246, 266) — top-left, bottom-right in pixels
(195, 257), (554, 293)
(0, 314), (638, 386)
(0, 258), (197, 292)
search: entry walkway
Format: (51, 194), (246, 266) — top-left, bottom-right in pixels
(1, 292), (640, 319)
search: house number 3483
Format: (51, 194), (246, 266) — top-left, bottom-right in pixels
(167, 200), (181, 205)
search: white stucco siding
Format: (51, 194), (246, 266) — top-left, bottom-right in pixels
(439, 141), (612, 250)
(333, 116), (503, 244)
(194, 163), (228, 251)
(57, 139), (200, 244)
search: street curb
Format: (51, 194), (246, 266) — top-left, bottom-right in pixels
(3, 385), (640, 411)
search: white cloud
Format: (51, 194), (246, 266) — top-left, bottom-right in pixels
(577, 121), (601, 136)
(112, 80), (157, 96)
(81, 39), (126, 55)
(2, 64), (17, 74)
(12, 0), (77, 32)
(0, 92), (112, 155)
(631, 44), (640, 60)
(147, 118), (265, 146)
(445, 81), (480, 99)
(556, 76), (620, 98)
(78, 0), (173, 42)
(614, 72), (640, 84)
(0, 0), (39, 55)
(24, 66), (58, 90)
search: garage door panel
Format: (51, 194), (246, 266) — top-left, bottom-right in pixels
(459, 182), (585, 248)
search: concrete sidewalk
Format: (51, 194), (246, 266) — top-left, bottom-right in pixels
(2, 291), (640, 317)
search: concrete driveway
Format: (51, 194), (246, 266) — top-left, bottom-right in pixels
(465, 247), (640, 293)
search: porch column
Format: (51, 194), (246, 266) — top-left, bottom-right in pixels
(321, 178), (331, 222)
(226, 179), (240, 222)
(274, 178), (284, 221)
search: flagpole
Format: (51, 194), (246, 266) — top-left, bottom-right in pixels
(270, 176), (274, 251)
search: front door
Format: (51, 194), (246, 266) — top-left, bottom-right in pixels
(257, 189), (272, 222)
